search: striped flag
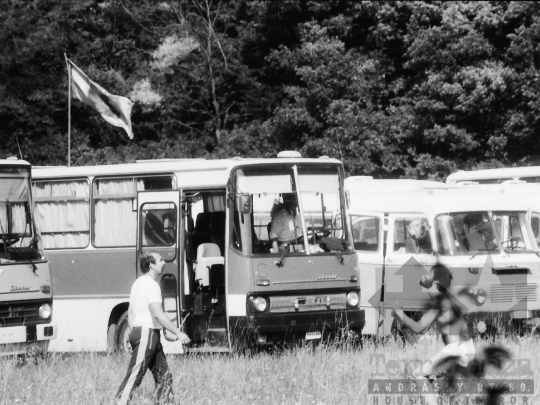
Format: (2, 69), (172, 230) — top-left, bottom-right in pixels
(67, 58), (134, 139)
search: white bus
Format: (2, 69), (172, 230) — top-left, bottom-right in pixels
(1, 158), (56, 356)
(446, 166), (540, 185)
(32, 153), (364, 353)
(345, 177), (540, 338)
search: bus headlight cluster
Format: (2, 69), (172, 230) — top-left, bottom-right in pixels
(253, 297), (268, 312)
(39, 303), (52, 319)
(347, 292), (359, 307)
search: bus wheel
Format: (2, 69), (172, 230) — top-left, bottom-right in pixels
(115, 311), (132, 354)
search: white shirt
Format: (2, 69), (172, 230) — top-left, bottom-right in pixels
(130, 275), (162, 329)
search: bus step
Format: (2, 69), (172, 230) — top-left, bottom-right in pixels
(206, 328), (227, 345)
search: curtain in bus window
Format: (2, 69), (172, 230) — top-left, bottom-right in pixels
(206, 194), (225, 212)
(93, 179), (143, 247)
(34, 181), (90, 249)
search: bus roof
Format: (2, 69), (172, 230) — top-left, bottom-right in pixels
(345, 177), (445, 192)
(32, 156), (343, 188)
(454, 182), (540, 212)
(0, 158), (31, 167)
(446, 166), (540, 184)
(347, 184), (528, 215)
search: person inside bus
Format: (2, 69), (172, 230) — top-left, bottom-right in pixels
(269, 193), (303, 253)
(405, 219), (433, 254)
(392, 264), (475, 405)
(462, 213), (497, 251)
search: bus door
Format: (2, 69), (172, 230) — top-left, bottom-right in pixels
(184, 190), (228, 351)
(137, 191), (183, 342)
(350, 212), (384, 335)
(383, 215), (437, 331)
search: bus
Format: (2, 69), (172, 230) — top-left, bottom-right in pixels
(1, 158), (56, 356)
(32, 152), (364, 353)
(345, 177), (540, 338)
(446, 166), (540, 185)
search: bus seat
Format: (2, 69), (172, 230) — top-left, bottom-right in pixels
(195, 243), (224, 287)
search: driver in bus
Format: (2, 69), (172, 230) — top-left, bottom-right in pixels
(269, 193), (303, 253)
(462, 213), (497, 251)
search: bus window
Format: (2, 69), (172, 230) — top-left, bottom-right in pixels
(393, 218), (432, 254)
(141, 203), (176, 247)
(34, 180), (90, 249)
(234, 165), (348, 255)
(436, 212), (501, 255)
(492, 211), (538, 253)
(351, 215), (380, 252)
(93, 176), (173, 247)
(531, 213), (540, 244)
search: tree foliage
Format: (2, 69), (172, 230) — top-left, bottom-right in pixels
(2, 1), (540, 179)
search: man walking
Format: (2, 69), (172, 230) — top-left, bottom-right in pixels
(116, 252), (190, 405)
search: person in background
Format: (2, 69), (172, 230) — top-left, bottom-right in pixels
(392, 264), (475, 405)
(269, 193), (303, 253)
(116, 252), (190, 405)
(462, 213), (497, 251)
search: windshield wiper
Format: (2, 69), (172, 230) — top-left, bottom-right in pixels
(470, 248), (498, 260)
(503, 246), (540, 257)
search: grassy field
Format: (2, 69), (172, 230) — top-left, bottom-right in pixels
(1, 336), (538, 405)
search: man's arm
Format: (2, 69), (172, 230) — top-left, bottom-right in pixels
(149, 302), (190, 344)
(392, 300), (437, 334)
(128, 305), (134, 332)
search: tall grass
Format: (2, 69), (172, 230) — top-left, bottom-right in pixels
(1, 336), (538, 404)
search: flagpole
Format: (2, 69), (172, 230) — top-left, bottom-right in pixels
(64, 54), (71, 167)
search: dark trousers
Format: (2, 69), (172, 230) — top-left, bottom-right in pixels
(116, 327), (173, 405)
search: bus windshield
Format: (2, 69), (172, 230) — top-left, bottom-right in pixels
(233, 164), (349, 255)
(435, 211), (538, 256)
(0, 168), (32, 242)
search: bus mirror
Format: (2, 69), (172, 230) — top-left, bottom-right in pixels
(237, 194), (252, 214)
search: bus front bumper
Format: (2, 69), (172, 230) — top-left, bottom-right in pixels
(229, 309), (365, 335)
(0, 324), (57, 356)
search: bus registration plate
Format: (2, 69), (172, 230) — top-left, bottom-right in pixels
(0, 326), (26, 344)
(306, 331), (322, 340)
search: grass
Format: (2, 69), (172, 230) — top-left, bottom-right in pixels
(1, 336), (538, 405)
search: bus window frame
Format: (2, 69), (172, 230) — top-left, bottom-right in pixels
(349, 213), (383, 254)
(230, 163), (352, 257)
(33, 177), (91, 250)
(92, 174), (175, 248)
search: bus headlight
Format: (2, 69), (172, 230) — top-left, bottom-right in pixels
(347, 292), (359, 307)
(39, 303), (52, 319)
(253, 297), (268, 312)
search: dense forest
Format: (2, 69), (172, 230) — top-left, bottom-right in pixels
(3, 1), (540, 179)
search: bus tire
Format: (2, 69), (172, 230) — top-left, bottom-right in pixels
(115, 311), (132, 354)
(107, 323), (117, 354)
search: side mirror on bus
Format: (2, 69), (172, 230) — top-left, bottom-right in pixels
(237, 194), (252, 214)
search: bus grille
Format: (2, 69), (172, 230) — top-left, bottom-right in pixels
(490, 284), (537, 303)
(269, 293), (346, 313)
(0, 302), (40, 326)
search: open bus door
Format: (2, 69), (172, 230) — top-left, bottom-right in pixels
(137, 191), (184, 344)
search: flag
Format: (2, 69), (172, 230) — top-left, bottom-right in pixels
(66, 58), (134, 139)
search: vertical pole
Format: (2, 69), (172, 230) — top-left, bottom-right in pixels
(64, 54), (71, 167)
(292, 165), (310, 255)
